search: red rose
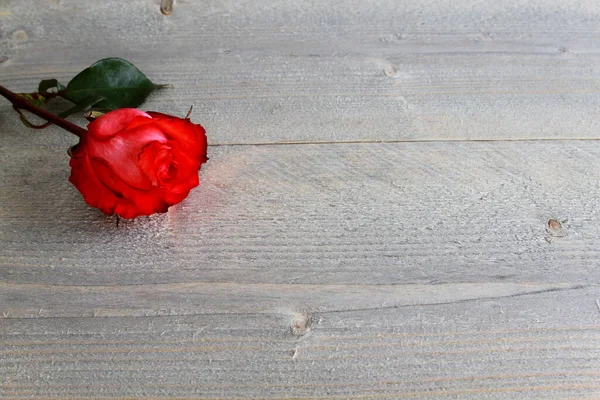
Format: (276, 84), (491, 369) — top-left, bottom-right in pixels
(68, 108), (207, 219)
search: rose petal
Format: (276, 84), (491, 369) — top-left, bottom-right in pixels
(69, 153), (120, 215)
(138, 141), (173, 186)
(88, 109), (151, 140)
(90, 157), (170, 218)
(87, 124), (168, 190)
(146, 112), (208, 164)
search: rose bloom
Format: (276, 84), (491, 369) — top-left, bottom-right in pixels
(69, 108), (207, 219)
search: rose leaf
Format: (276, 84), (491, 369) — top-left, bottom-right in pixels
(61, 58), (167, 111)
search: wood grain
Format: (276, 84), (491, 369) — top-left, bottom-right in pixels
(2, 0), (600, 146)
(3, 142), (600, 286)
(2, 0), (600, 398)
(2, 141), (600, 397)
(2, 287), (600, 399)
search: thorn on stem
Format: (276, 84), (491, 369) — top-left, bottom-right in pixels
(185, 105), (193, 120)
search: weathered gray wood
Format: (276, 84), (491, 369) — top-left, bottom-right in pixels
(2, 0), (600, 146)
(0, 280), (584, 319)
(2, 0), (600, 398)
(3, 141), (600, 286)
(2, 287), (600, 399)
(2, 141), (600, 397)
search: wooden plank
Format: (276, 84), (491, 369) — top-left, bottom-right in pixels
(2, 0), (600, 398)
(2, 141), (600, 286)
(2, 0), (600, 145)
(2, 286), (600, 399)
(0, 280), (584, 319)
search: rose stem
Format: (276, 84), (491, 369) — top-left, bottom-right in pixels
(0, 84), (88, 138)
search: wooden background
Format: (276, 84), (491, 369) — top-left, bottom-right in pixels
(2, 0), (600, 398)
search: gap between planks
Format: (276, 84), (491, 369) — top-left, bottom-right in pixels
(9, 136), (600, 151)
(208, 137), (600, 147)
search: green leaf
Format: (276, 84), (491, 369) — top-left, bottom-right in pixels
(62, 58), (165, 110)
(38, 79), (65, 95)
